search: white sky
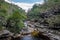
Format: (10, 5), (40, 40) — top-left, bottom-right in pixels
(5, 0), (44, 12)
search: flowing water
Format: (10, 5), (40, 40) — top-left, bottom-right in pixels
(20, 22), (50, 40)
(23, 22), (41, 40)
(21, 35), (43, 40)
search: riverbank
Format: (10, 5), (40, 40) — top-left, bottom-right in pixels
(0, 21), (60, 40)
(25, 21), (60, 40)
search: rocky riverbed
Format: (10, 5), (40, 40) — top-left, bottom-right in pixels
(0, 21), (60, 40)
(25, 21), (60, 40)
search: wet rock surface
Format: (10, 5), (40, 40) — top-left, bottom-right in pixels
(25, 21), (60, 40)
(0, 30), (13, 40)
(0, 21), (60, 40)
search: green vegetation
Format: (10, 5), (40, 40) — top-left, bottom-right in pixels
(0, 0), (27, 33)
(27, 0), (60, 29)
(0, 0), (60, 34)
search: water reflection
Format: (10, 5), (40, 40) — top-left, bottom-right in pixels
(21, 35), (43, 40)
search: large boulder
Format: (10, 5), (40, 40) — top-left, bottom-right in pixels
(0, 30), (13, 39)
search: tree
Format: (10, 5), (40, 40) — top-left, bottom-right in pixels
(6, 11), (25, 34)
(0, 0), (27, 34)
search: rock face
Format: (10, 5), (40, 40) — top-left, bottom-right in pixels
(0, 30), (13, 40)
(25, 21), (60, 40)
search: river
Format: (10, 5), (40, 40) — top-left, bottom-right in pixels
(21, 21), (43, 40)
(20, 35), (43, 40)
(22, 21), (49, 40)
